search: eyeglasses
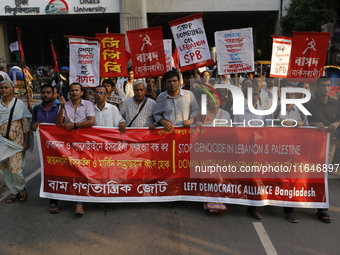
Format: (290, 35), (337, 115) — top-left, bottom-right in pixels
(95, 92), (106, 95)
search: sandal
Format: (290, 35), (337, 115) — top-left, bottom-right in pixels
(75, 204), (84, 215)
(18, 188), (27, 203)
(316, 211), (331, 223)
(6, 194), (18, 204)
(50, 204), (60, 214)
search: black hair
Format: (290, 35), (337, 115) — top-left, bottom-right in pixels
(164, 70), (180, 81)
(69, 82), (83, 90)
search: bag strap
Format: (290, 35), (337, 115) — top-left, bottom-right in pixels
(33, 104), (39, 121)
(128, 97), (148, 127)
(6, 98), (18, 139)
(123, 80), (128, 93)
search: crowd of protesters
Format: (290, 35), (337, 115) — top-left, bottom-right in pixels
(0, 65), (337, 224)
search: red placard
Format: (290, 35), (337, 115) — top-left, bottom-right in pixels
(38, 124), (329, 208)
(96, 33), (128, 77)
(126, 27), (167, 78)
(287, 32), (330, 82)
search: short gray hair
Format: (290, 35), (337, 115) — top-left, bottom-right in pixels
(0, 80), (14, 88)
(133, 79), (147, 90)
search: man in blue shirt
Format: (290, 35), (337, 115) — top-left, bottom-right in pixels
(31, 84), (60, 131)
(31, 84), (60, 213)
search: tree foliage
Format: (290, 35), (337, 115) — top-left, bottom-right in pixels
(283, 0), (338, 36)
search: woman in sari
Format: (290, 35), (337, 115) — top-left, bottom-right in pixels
(0, 80), (31, 203)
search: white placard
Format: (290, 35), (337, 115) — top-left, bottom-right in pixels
(69, 37), (100, 87)
(215, 27), (254, 74)
(270, 36), (292, 78)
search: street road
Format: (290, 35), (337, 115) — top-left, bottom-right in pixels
(0, 95), (340, 255)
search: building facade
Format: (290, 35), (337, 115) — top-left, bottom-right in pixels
(0, 0), (289, 68)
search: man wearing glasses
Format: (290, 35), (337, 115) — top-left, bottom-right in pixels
(93, 85), (126, 132)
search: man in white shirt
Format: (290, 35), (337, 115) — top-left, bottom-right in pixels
(93, 85), (125, 133)
(122, 67), (135, 98)
(120, 79), (156, 129)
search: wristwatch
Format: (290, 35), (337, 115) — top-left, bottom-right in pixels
(74, 123), (78, 130)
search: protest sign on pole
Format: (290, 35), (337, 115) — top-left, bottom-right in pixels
(68, 36), (100, 87)
(287, 32), (330, 82)
(163, 39), (172, 72)
(169, 13), (214, 72)
(127, 26), (167, 79)
(270, 36), (292, 78)
(96, 33), (128, 77)
(215, 27), (254, 75)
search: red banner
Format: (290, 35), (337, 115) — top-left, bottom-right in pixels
(126, 27), (167, 79)
(38, 124), (329, 208)
(169, 13), (214, 72)
(95, 33), (128, 77)
(287, 32), (330, 82)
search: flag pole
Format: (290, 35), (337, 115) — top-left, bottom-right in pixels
(16, 27), (29, 98)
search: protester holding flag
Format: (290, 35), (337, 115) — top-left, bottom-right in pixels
(0, 80), (31, 204)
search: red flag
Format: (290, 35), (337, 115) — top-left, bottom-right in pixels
(287, 32), (330, 82)
(95, 33), (128, 77)
(127, 26), (167, 78)
(16, 27), (25, 64)
(50, 40), (59, 73)
(172, 47), (180, 69)
(126, 50), (131, 61)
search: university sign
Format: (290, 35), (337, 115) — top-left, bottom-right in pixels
(0, 0), (119, 16)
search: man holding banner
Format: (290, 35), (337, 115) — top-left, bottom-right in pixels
(55, 82), (95, 215)
(154, 70), (200, 131)
(305, 77), (340, 223)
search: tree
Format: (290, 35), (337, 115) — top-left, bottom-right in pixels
(282, 0), (338, 36)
